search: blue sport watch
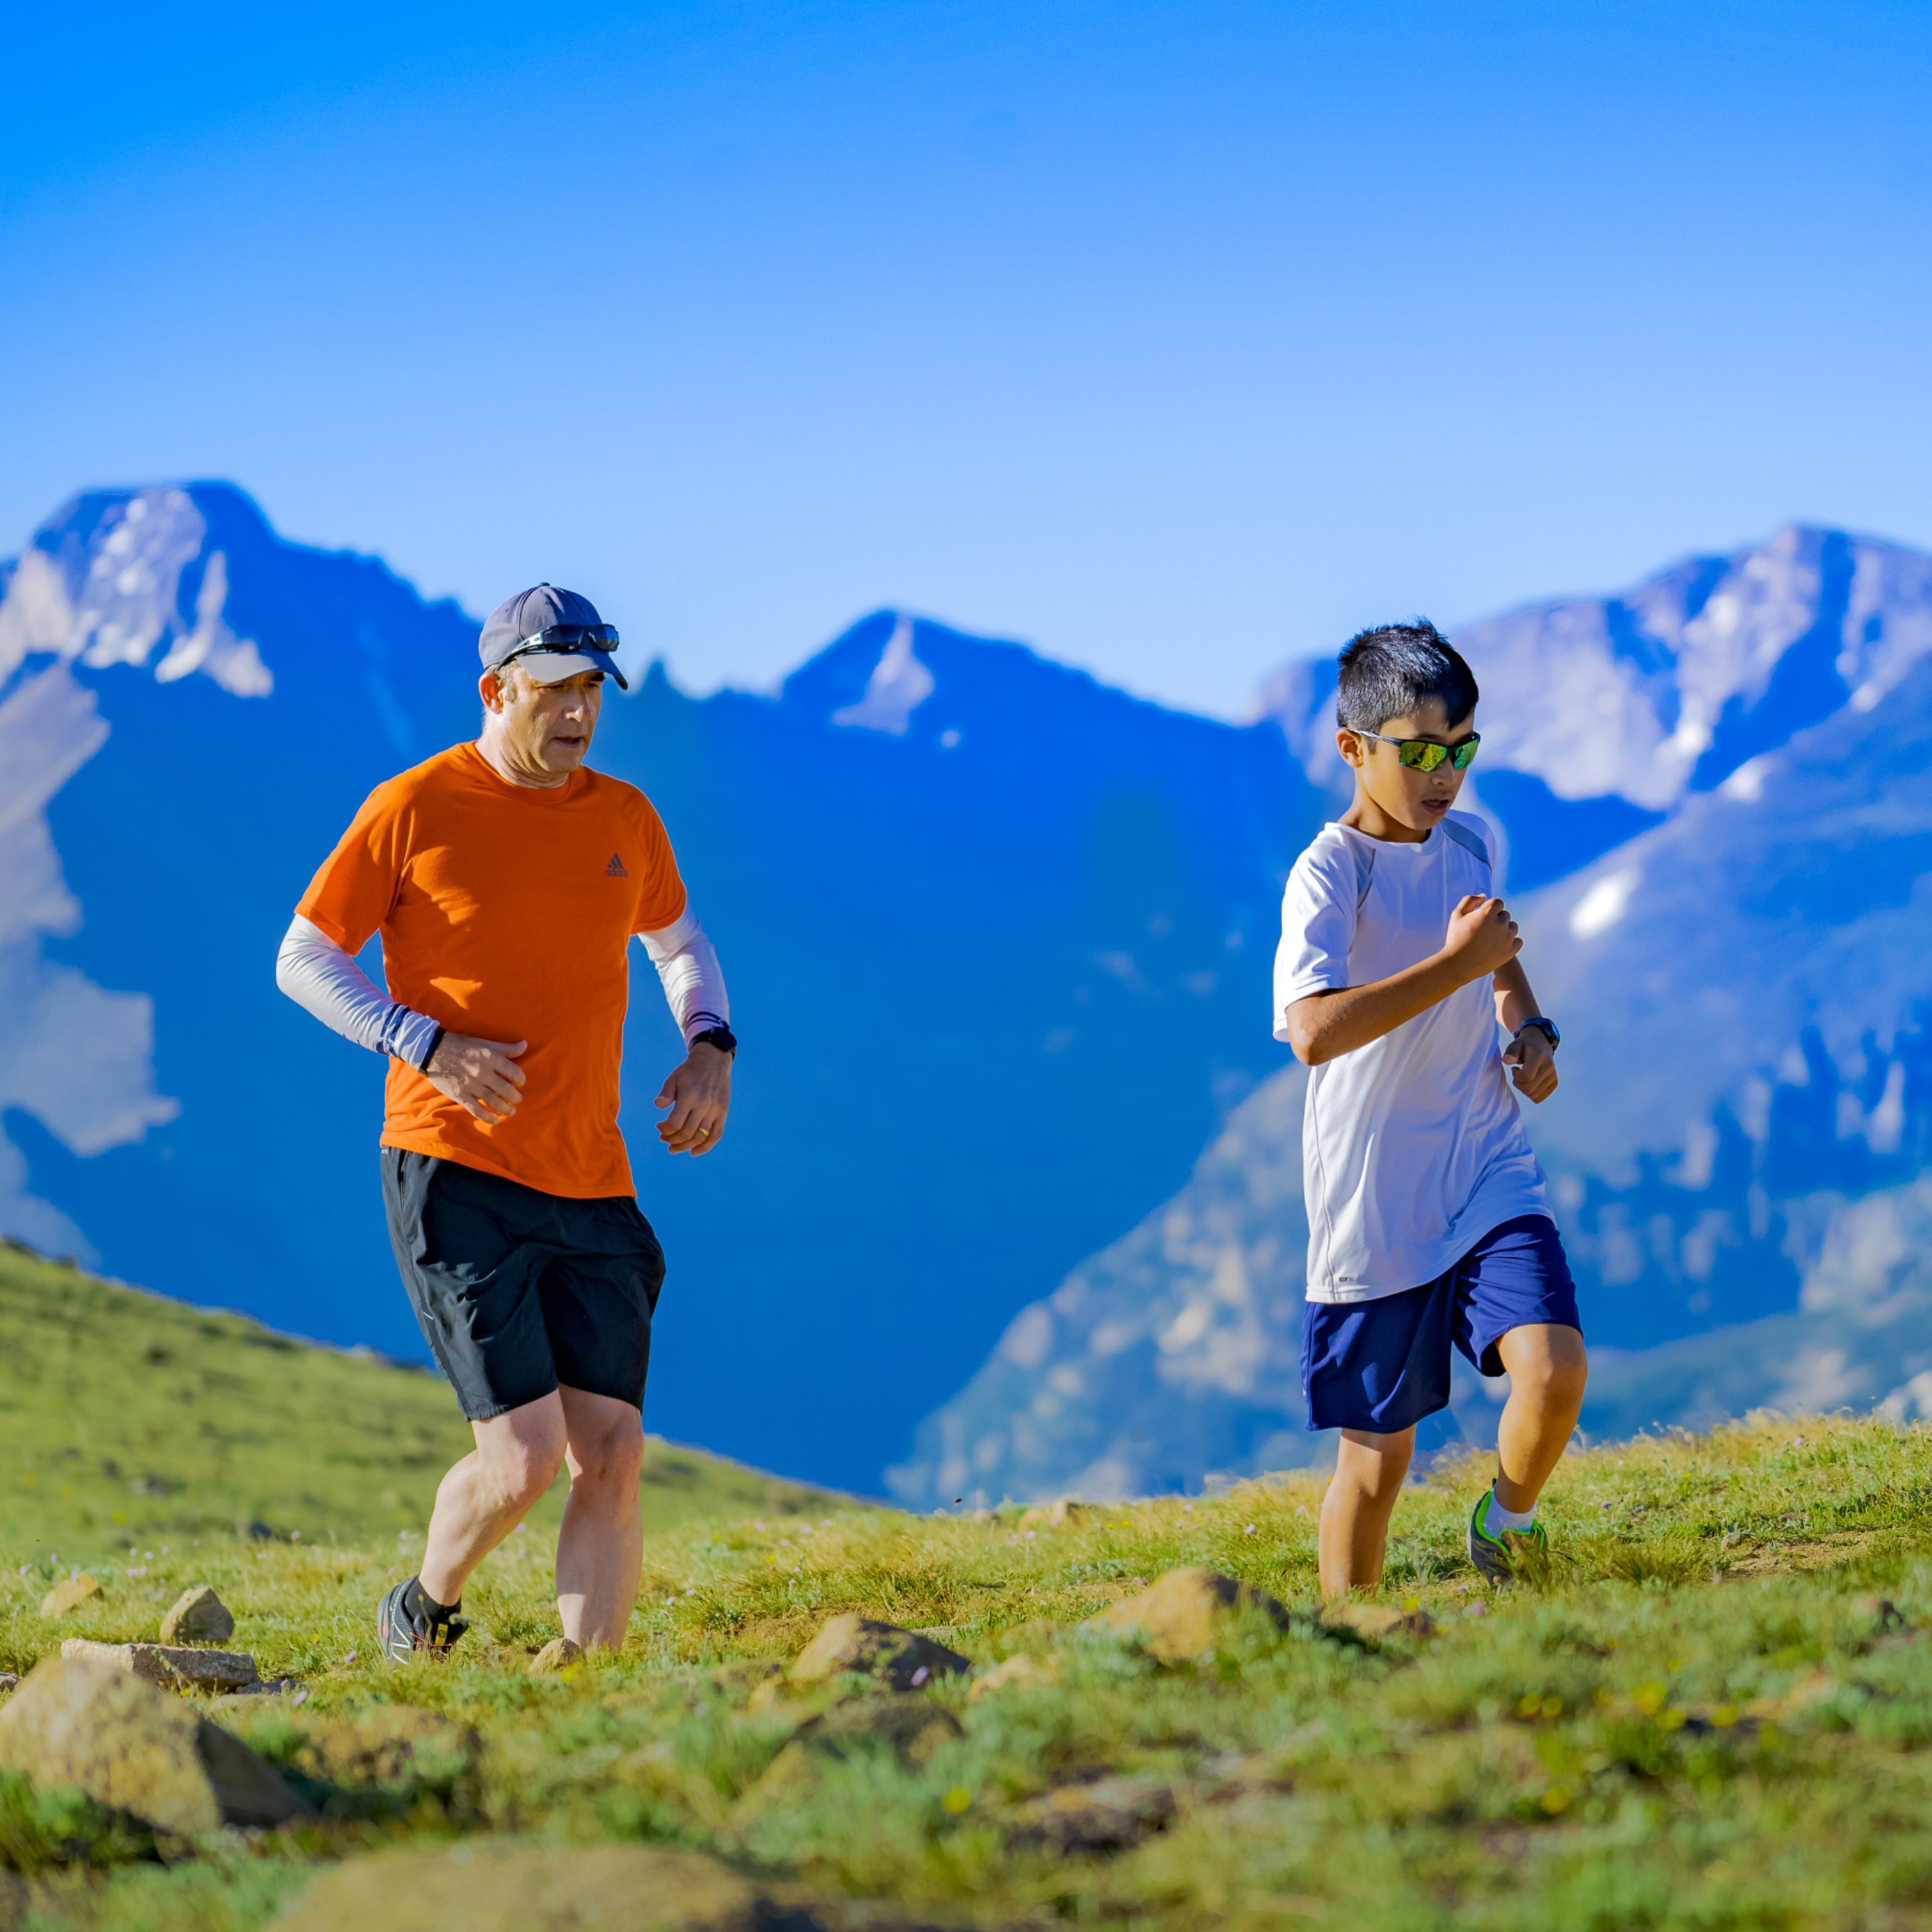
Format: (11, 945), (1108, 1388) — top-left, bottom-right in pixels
(1514, 1017), (1560, 1049)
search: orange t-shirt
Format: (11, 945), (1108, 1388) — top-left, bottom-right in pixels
(297, 743), (687, 1199)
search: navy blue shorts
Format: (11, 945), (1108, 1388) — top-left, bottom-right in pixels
(1300, 1215), (1580, 1435)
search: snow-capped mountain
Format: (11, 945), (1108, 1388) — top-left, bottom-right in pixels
(896, 526), (1932, 1505)
(0, 484), (1319, 1494)
(1260, 526), (1932, 887)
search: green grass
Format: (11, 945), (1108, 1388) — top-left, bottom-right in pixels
(0, 1240), (830, 1563)
(9, 1246), (1932, 1928)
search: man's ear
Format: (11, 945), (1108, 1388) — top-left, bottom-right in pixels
(479, 669), (507, 713)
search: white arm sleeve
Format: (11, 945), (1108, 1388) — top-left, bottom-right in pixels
(637, 907), (730, 1046)
(275, 915), (443, 1069)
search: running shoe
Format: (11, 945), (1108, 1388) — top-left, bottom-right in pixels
(375, 1577), (469, 1663)
(1466, 1492), (1548, 1585)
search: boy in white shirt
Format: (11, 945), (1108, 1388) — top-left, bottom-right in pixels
(1274, 622), (1586, 1593)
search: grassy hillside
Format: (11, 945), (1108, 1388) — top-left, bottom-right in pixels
(5, 1250), (1932, 1928)
(0, 1241), (829, 1559)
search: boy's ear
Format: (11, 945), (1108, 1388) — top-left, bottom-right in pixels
(1335, 727), (1366, 771)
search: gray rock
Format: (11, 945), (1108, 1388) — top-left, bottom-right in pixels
(61, 1637), (258, 1690)
(1008, 1771), (1177, 1854)
(797, 1696), (964, 1769)
(0, 1653), (307, 1834)
(274, 1839), (945, 1929)
(159, 1584), (235, 1646)
(789, 1614), (970, 1692)
(1090, 1567), (1290, 1662)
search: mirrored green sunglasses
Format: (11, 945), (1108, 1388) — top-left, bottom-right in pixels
(1357, 727), (1480, 773)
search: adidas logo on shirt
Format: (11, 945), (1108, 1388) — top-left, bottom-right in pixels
(606, 854), (629, 877)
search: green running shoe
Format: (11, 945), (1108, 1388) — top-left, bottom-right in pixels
(1467, 1491), (1547, 1585)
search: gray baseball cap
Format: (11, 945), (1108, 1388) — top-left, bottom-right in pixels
(479, 584), (628, 690)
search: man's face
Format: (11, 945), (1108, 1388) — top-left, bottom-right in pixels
(1338, 696), (1475, 835)
(482, 663), (604, 775)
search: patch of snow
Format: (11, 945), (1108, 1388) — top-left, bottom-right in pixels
(0, 490), (271, 700)
(1720, 755), (1773, 801)
(0, 664), (178, 1249)
(831, 613), (933, 735)
(1569, 867), (1640, 939)
(998, 1303), (1054, 1370)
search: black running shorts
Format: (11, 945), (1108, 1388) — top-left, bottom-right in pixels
(381, 1149), (665, 1421)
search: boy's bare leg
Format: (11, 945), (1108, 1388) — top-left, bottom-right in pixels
(1491, 1324), (1588, 1512)
(553, 1385), (646, 1651)
(1319, 1425), (1415, 1598)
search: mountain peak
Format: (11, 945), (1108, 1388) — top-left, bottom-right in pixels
(2, 484), (273, 698)
(1254, 524), (1932, 876)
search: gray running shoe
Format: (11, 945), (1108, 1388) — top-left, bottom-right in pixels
(376, 1577), (468, 1663)
(1467, 1492), (1548, 1585)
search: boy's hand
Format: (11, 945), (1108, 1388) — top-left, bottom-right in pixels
(1442, 894), (1521, 981)
(1503, 1025), (1559, 1103)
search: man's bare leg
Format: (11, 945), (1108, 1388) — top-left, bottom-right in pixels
(1491, 1324), (1588, 1512)
(554, 1386), (646, 1651)
(418, 1395), (568, 1608)
(1318, 1425), (1415, 1599)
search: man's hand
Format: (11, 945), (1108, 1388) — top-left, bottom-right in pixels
(1502, 1025), (1559, 1103)
(1442, 893), (1521, 982)
(656, 1042), (732, 1155)
(424, 1032), (527, 1123)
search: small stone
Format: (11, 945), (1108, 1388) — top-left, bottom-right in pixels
(62, 1637), (258, 1690)
(967, 1654), (1057, 1702)
(236, 1705), (481, 1791)
(160, 1584), (235, 1646)
(1319, 1601), (1436, 1641)
(39, 1572), (102, 1619)
(0, 1674), (18, 1697)
(0, 1653), (306, 1834)
(798, 1697), (964, 1769)
(789, 1614), (971, 1692)
(1016, 1499), (1091, 1531)
(275, 1839), (932, 1930)
(527, 1637), (585, 1676)
(1090, 1566), (1290, 1662)
(1007, 1772), (1177, 1854)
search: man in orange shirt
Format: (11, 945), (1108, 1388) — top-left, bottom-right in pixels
(276, 585), (735, 1661)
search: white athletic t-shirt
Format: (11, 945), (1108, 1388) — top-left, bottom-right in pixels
(1273, 810), (1551, 1303)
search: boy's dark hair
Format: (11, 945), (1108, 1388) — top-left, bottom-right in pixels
(1335, 620), (1479, 733)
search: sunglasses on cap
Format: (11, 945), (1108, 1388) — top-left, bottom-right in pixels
(1355, 727), (1481, 773)
(501, 623), (620, 663)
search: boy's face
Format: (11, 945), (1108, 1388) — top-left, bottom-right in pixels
(1337, 697), (1476, 837)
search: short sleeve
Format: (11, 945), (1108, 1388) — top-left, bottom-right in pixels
(1273, 835), (1359, 1039)
(296, 781), (410, 954)
(627, 794), (688, 935)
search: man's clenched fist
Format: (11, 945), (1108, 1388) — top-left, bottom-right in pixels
(424, 1032), (528, 1123)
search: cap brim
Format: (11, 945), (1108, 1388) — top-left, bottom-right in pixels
(517, 648), (628, 691)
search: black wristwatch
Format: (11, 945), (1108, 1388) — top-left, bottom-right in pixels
(1514, 1017), (1560, 1049)
(691, 1024), (737, 1058)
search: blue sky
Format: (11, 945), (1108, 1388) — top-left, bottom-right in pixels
(4, 1), (1928, 714)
